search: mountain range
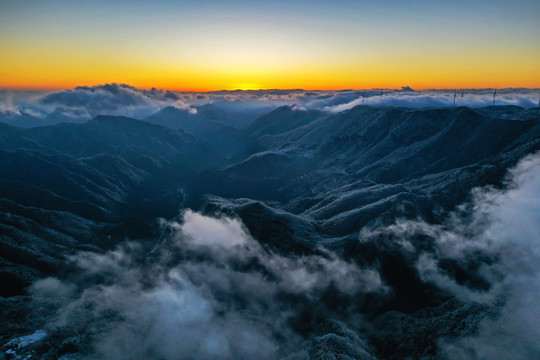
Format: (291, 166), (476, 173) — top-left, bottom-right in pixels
(1, 103), (539, 359)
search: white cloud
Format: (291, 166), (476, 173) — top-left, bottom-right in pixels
(38, 83), (196, 119)
(31, 209), (384, 359)
(179, 210), (251, 248)
(3, 86), (538, 126)
(437, 153), (540, 359)
(358, 152), (540, 358)
(324, 89), (540, 112)
(28, 277), (76, 298)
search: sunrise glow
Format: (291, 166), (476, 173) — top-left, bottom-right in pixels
(1, 0), (539, 91)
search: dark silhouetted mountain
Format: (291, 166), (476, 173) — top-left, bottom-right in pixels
(0, 110), (42, 128)
(244, 105), (325, 138)
(195, 102), (271, 128)
(42, 107), (90, 125)
(1, 115), (205, 157)
(400, 86), (415, 91)
(144, 106), (248, 155)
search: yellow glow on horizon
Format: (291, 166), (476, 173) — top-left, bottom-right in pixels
(1, 1), (539, 91)
(228, 83), (264, 91)
(1, 48), (539, 91)
(1, 38), (540, 91)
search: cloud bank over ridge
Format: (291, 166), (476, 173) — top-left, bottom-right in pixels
(39, 83), (197, 119)
(2, 85), (539, 127)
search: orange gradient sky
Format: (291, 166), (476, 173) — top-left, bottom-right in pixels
(1, 0), (539, 91)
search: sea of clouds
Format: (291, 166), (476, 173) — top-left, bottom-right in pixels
(1, 84), (539, 125)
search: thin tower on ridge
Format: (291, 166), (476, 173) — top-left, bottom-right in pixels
(493, 87), (497, 106)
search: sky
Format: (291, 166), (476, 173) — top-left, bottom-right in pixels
(1, 0), (539, 91)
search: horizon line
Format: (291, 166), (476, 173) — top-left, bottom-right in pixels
(2, 83), (540, 93)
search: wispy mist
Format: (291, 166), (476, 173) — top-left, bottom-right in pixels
(33, 209), (384, 359)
